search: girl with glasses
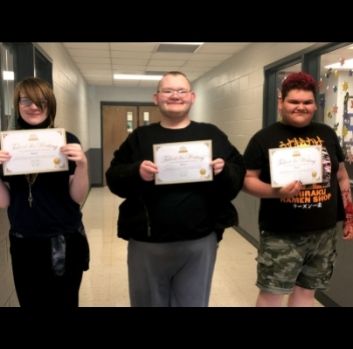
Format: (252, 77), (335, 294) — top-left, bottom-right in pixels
(0, 77), (90, 308)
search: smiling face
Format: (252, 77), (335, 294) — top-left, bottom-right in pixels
(278, 89), (317, 127)
(153, 73), (196, 127)
(14, 77), (56, 129)
(18, 95), (48, 126)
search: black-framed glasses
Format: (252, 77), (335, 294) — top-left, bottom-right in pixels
(19, 97), (47, 107)
(158, 89), (191, 97)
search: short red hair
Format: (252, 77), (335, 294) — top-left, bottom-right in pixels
(281, 72), (317, 100)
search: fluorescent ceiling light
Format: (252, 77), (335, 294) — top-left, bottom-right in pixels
(113, 74), (162, 81)
(2, 70), (14, 81)
(325, 58), (353, 70)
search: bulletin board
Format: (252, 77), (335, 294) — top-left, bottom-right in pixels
(342, 92), (353, 184)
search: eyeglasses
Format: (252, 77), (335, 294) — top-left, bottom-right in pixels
(19, 97), (47, 107)
(158, 89), (191, 97)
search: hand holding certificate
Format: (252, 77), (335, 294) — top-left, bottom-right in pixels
(269, 145), (322, 187)
(0, 128), (68, 175)
(153, 140), (213, 185)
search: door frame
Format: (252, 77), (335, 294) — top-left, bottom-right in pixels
(263, 43), (350, 127)
(100, 101), (157, 186)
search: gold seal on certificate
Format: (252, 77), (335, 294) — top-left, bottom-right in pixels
(0, 128), (69, 175)
(153, 140), (213, 185)
(269, 145), (323, 187)
(53, 157), (62, 165)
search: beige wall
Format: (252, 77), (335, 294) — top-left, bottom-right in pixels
(191, 42), (314, 152)
(37, 43), (90, 151)
(0, 210), (18, 306)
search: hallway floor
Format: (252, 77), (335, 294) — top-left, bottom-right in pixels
(79, 187), (322, 307)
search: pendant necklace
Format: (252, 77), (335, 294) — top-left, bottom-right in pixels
(26, 174), (38, 208)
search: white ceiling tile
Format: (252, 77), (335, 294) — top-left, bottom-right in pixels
(66, 48), (110, 58)
(146, 65), (181, 71)
(196, 43), (249, 54)
(189, 53), (231, 61)
(110, 51), (152, 59)
(72, 57), (111, 64)
(110, 43), (158, 52)
(63, 43), (110, 50)
(112, 65), (146, 73)
(61, 42), (252, 87)
(111, 58), (148, 65)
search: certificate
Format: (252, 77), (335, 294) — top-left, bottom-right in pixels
(269, 145), (322, 187)
(0, 128), (68, 175)
(153, 140), (213, 185)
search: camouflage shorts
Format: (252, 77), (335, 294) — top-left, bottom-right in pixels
(256, 227), (338, 294)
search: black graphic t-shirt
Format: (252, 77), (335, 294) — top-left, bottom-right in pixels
(243, 122), (344, 234)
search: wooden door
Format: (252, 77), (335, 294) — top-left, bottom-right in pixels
(102, 105), (138, 186)
(138, 105), (162, 126)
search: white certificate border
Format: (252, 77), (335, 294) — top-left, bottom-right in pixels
(269, 145), (323, 188)
(153, 139), (213, 185)
(0, 128), (69, 176)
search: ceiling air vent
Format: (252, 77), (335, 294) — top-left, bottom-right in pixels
(156, 44), (201, 53)
(145, 71), (166, 75)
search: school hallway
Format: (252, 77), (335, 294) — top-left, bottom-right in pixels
(79, 186), (322, 307)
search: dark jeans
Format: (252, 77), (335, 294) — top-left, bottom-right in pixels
(9, 232), (89, 309)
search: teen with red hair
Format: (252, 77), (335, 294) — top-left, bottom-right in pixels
(243, 72), (353, 306)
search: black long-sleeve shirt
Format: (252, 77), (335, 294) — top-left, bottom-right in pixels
(106, 121), (245, 242)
